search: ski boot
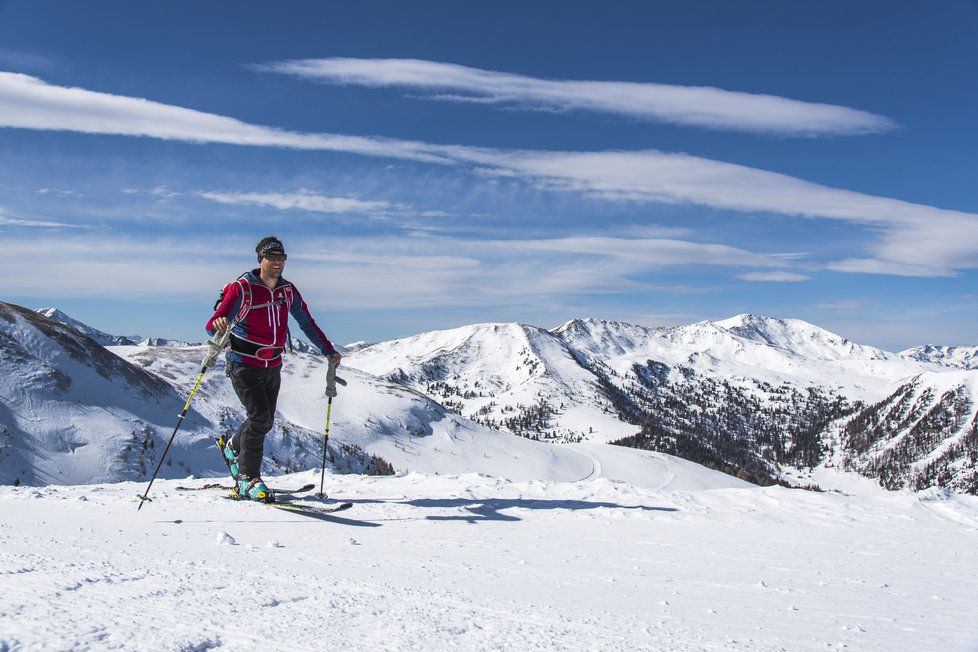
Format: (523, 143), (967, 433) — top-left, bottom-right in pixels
(237, 476), (275, 503)
(220, 437), (240, 481)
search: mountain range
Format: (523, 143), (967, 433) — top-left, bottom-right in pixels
(2, 302), (975, 494)
(345, 314), (977, 493)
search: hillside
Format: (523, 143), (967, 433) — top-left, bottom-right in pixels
(346, 315), (978, 493)
(5, 302), (748, 491)
(21, 302), (977, 494)
(0, 302), (385, 485)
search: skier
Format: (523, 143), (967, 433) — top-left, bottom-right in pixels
(206, 236), (341, 502)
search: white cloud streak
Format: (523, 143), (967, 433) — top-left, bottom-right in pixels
(510, 236), (785, 269)
(4, 231), (785, 307)
(737, 271), (811, 282)
(2, 71), (975, 277)
(198, 189), (393, 215)
(824, 258), (956, 278)
(258, 58), (897, 137)
(0, 207), (80, 228)
(0, 71), (465, 164)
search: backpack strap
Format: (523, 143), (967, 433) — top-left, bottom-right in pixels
(232, 277), (252, 322)
(282, 284), (294, 311)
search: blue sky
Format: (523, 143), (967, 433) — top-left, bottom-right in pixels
(1, 0), (976, 350)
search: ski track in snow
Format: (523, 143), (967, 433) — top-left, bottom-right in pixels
(2, 473), (978, 651)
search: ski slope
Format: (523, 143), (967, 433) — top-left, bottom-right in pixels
(2, 471), (976, 651)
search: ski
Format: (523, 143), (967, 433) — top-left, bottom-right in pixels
(223, 495), (353, 517)
(176, 482), (316, 494)
(268, 501), (353, 515)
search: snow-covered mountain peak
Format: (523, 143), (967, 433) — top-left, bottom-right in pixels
(710, 313), (894, 362)
(35, 307), (139, 346)
(349, 321), (554, 389)
(900, 344), (978, 370)
(1, 302), (190, 484)
(552, 318), (662, 359)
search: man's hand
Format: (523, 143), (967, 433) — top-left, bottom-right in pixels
(325, 352), (342, 398)
(212, 316), (229, 332)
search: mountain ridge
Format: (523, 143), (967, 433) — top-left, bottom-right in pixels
(346, 314), (977, 493)
(17, 305), (978, 494)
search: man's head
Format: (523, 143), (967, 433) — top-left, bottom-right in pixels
(256, 236), (286, 262)
(256, 235), (287, 281)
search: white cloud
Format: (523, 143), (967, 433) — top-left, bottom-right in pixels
(458, 148), (978, 276)
(258, 58), (896, 136)
(0, 71), (462, 164)
(511, 236), (786, 269)
(198, 189), (393, 215)
(3, 231), (783, 308)
(0, 207), (80, 228)
(3, 71), (975, 277)
(37, 188), (83, 197)
(825, 258), (957, 278)
(736, 271), (811, 282)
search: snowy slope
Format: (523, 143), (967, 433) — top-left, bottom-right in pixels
(35, 307), (140, 346)
(2, 471), (977, 651)
(111, 342), (747, 490)
(348, 315), (931, 442)
(8, 303), (976, 494)
(836, 370), (978, 493)
(347, 322), (636, 443)
(570, 315), (924, 402)
(0, 302), (199, 485)
(2, 302), (749, 490)
(900, 344), (978, 370)
(0, 304), (382, 486)
(348, 315), (977, 492)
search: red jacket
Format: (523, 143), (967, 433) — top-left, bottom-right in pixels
(206, 270), (336, 368)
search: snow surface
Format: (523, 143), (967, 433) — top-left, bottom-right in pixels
(5, 307), (978, 649)
(900, 345), (978, 371)
(2, 470), (977, 650)
(346, 316), (949, 449)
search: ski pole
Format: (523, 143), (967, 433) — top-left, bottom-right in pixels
(317, 356), (346, 499)
(137, 324), (234, 510)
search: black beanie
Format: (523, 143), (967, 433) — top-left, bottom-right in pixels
(256, 237), (285, 261)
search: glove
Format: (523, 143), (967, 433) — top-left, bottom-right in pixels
(201, 329), (231, 368)
(325, 355), (340, 398)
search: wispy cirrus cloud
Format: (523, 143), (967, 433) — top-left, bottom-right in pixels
(737, 271), (811, 282)
(0, 230), (786, 307)
(508, 236), (786, 270)
(0, 207), (81, 228)
(465, 148), (978, 277)
(2, 71), (975, 277)
(824, 258), (956, 278)
(0, 71), (464, 164)
(257, 57), (897, 137)
(0, 48), (60, 73)
(198, 189), (394, 215)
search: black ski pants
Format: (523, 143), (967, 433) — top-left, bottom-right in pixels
(228, 362), (281, 479)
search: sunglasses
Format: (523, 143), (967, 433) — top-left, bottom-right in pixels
(263, 253), (288, 262)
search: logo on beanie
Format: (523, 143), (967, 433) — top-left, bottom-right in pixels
(257, 239), (285, 259)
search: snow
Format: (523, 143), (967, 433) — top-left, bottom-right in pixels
(900, 344), (978, 371)
(5, 305), (978, 649)
(2, 471), (977, 650)
(346, 315), (946, 449)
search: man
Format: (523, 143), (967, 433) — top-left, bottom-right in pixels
(206, 236), (341, 502)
